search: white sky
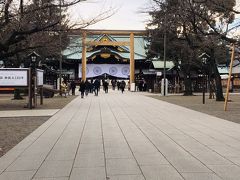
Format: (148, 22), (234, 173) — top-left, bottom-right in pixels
(69, 0), (150, 30)
(69, 0), (240, 31)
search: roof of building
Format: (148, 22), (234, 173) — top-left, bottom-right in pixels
(62, 34), (147, 61)
(218, 63), (240, 75)
(217, 66), (229, 74)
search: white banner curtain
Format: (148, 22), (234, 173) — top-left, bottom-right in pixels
(79, 64), (130, 78)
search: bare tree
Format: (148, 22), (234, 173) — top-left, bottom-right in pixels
(0, 0), (115, 66)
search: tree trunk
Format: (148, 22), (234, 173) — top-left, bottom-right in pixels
(213, 66), (225, 101)
(210, 49), (225, 101)
(183, 74), (193, 96)
(13, 89), (24, 100)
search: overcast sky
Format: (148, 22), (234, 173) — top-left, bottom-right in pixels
(69, 0), (240, 31)
(69, 0), (150, 30)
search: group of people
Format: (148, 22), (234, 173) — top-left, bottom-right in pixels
(61, 78), (127, 99)
(60, 80), (76, 97)
(79, 79), (101, 98)
(78, 79), (127, 98)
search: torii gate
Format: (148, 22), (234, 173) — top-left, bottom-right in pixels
(81, 30), (146, 85)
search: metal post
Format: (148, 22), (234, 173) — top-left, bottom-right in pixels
(163, 15), (167, 96)
(59, 0), (63, 92)
(40, 87), (43, 105)
(34, 76), (37, 107)
(28, 68), (32, 109)
(203, 73), (205, 104)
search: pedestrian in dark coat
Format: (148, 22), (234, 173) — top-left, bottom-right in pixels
(93, 79), (100, 96)
(70, 80), (76, 95)
(120, 80), (126, 93)
(117, 81), (120, 90)
(103, 81), (109, 93)
(79, 80), (86, 98)
(85, 80), (90, 96)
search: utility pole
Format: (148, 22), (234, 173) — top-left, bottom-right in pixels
(59, 0), (63, 92)
(163, 14), (167, 96)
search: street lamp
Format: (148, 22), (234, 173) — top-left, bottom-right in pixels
(202, 57), (207, 104)
(29, 51), (40, 69)
(28, 51), (40, 108)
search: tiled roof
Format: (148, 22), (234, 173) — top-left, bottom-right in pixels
(62, 34), (147, 61)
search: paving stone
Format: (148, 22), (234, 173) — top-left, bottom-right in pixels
(77, 143), (103, 154)
(134, 153), (169, 166)
(141, 165), (184, 180)
(208, 145), (240, 157)
(208, 165), (240, 180)
(74, 153), (105, 168)
(1, 92), (240, 180)
(108, 174), (145, 180)
(105, 147), (133, 159)
(106, 158), (141, 175)
(189, 148), (233, 165)
(0, 170), (36, 180)
(34, 160), (73, 178)
(33, 178), (68, 180)
(228, 157), (240, 166)
(70, 167), (106, 180)
(168, 156), (210, 173)
(181, 172), (222, 180)
(45, 147), (77, 161)
(6, 155), (46, 171)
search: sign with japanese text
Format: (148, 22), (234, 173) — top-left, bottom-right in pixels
(0, 68), (28, 86)
(37, 69), (44, 86)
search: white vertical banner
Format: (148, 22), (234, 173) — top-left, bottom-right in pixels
(36, 69), (44, 86)
(79, 64), (130, 78)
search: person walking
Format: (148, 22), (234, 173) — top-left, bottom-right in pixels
(85, 80), (90, 96)
(79, 80), (86, 98)
(103, 80), (109, 93)
(60, 81), (67, 97)
(93, 79), (100, 96)
(117, 81), (120, 90)
(111, 79), (116, 90)
(70, 80), (76, 95)
(120, 80), (126, 93)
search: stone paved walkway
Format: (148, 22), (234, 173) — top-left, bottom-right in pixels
(0, 90), (240, 180)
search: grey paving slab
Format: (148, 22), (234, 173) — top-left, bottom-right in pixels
(33, 178), (68, 180)
(34, 160), (73, 178)
(6, 154), (45, 171)
(77, 143), (104, 154)
(0, 170), (36, 180)
(1, 91), (240, 180)
(69, 167), (106, 180)
(106, 158), (142, 175)
(0, 109), (59, 117)
(141, 165), (184, 180)
(108, 174), (145, 180)
(181, 172), (222, 180)
(208, 165), (240, 180)
(134, 153), (169, 166)
(74, 152), (105, 168)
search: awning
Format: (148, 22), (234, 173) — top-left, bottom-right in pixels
(217, 66), (228, 74)
(152, 61), (175, 69)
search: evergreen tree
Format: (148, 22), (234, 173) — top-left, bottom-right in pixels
(147, 0), (239, 100)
